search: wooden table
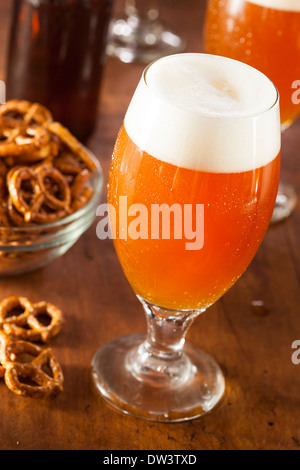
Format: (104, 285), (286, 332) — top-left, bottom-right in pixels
(0, 0), (299, 451)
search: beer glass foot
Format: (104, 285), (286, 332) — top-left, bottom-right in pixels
(92, 299), (225, 422)
(92, 334), (225, 422)
(271, 181), (297, 224)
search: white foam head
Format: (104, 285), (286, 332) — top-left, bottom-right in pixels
(247, 0), (300, 12)
(124, 53), (280, 173)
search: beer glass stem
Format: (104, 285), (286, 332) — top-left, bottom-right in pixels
(126, 297), (205, 387)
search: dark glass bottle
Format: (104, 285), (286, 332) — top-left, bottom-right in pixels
(6, 0), (114, 141)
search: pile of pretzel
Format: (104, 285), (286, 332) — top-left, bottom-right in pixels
(0, 296), (64, 398)
(0, 100), (96, 227)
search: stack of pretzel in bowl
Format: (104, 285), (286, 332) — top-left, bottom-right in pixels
(0, 102), (101, 396)
(0, 99), (97, 228)
(0, 100), (100, 274)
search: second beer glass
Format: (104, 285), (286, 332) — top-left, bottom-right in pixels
(205, 0), (300, 223)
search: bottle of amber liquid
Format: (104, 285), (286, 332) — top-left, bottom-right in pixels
(6, 0), (114, 142)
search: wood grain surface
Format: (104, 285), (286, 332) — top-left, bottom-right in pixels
(0, 0), (299, 450)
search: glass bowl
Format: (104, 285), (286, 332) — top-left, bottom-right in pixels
(0, 152), (103, 276)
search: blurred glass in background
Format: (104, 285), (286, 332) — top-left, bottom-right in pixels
(106, 0), (186, 63)
(204, 0), (300, 224)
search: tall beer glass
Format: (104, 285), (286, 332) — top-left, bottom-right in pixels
(92, 53), (280, 422)
(205, 0), (300, 223)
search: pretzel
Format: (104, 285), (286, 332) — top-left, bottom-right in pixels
(3, 342), (64, 398)
(47, 122), (97, 171)
(0, 295), (64, 399)
(71, 186), (94, 212)
(0, 333), (40, 363)
(29, 206), (68, 225)
(0, 333), (5, 377)
(0, 296), (34, 327)
(7, 165), (71, 224)
(71, 169), (91, 199)
(6, 197), (33, 227)
(0, 100), (95, 229)
(7, 166), (45, 222)
(0, 100), (53, 127)
(12, 138), (60, 164)
(27, 301), (64, 343)
(53, 151), (85, 175)
(0, 297), (64, 343)
(3, 322), (42, 342)
(0, 125), (51, 157)
(35, 164), (71, 211)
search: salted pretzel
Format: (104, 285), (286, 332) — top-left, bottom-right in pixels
(0, 100), (53, 127)
(0, 296), (41, 342)
(47, 121), (97, 171)
(0, 100), (96, 229)
(27, 301), (64, 343)
(1, 339), (64, 398)
(2, 322), (41, 342)
(71, 186), (94, 212)
(6, 197), (34, 227)
(53, 151), (85, 175)
(0, 124), (51, 157)
(7, 192), (49, 227)
(7, 166), (45, 222)
(0, 296), (34, 327)
(71, 169), (91, 199)
(0, 332), (40, 363)
(7, 164), (71, 224)
(35, 163), (71, 211)
(0, 296), (64, 343)
(12, 138), (60, 164)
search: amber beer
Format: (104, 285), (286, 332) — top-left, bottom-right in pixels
(205, 0), (300, 128)
(108, 54), (280, 311)
(93, 53), (281, 422)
